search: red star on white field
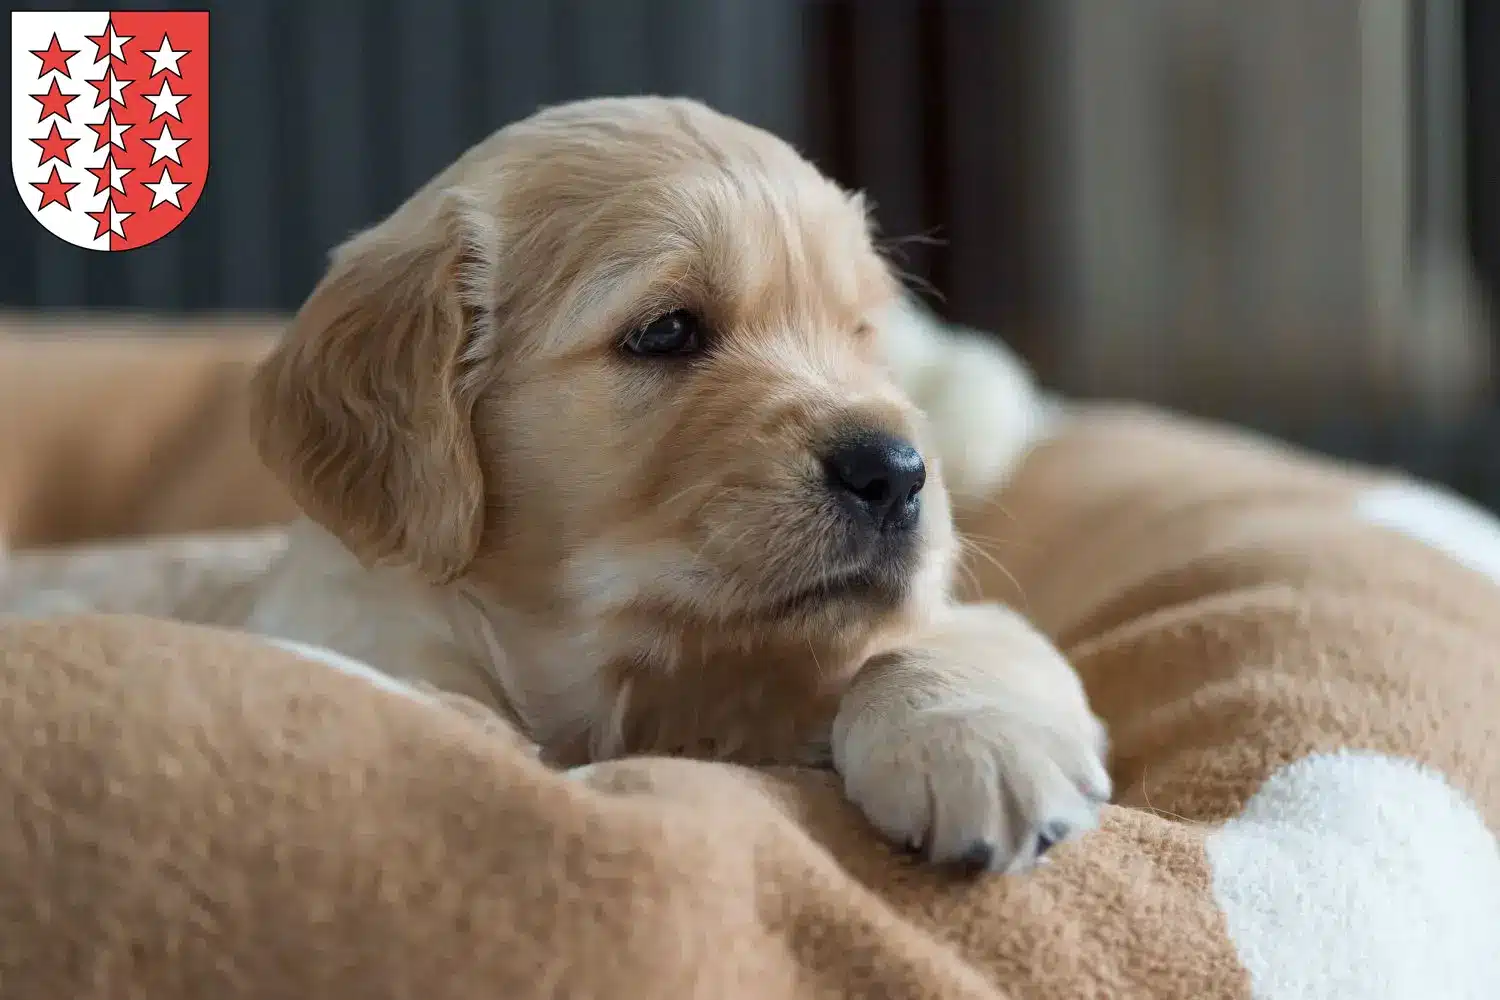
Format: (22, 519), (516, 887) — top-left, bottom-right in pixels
(144, 165), (188, 209)
(141, 34), (187, 78)
(31, 122), (77, 167)
(143, 122), (187, 165)
(30, 79), (77, 123)
(31, 166), (78, 211)
(30, 34), (78, 77)
(144, 79), (186, 122)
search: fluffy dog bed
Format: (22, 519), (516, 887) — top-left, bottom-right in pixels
(2, 329), (1498, 998)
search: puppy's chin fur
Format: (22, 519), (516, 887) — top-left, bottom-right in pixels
(452, 520), (960, 767)
(242, 96), (1053, 771)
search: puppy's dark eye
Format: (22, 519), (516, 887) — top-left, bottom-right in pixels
(622, 309), (703, 357)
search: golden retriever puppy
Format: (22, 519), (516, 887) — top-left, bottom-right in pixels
(244, 96), (1108, 874)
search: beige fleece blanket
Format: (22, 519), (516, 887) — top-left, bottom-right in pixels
(2, 338), (1499, 997)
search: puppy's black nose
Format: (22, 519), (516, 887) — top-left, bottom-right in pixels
(824, 433), (926, 531)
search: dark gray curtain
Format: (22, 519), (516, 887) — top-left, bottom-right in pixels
(1463, 0), (1498, 365)
(802, 1), (1044, 365)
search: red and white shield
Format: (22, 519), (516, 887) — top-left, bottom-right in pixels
(11, 10), (208, 251)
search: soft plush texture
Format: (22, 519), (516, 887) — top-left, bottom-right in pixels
(3, 336), (1499, 998)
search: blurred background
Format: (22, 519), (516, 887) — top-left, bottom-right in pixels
(5, 0), (1500, 507)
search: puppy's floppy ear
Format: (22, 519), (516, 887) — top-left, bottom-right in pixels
(250, 190), (498, 583)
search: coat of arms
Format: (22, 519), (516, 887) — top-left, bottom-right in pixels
(12, 10), (208, 251)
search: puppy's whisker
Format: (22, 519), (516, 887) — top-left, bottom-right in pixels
(878, 226), (947, 249)
(656, 479), (718, 515)
(956, 527), (1014, 542)
(699, 522), (759, 562)
(958, 538), (1028, 609)
(805, 638), (824, 675)
(959, 495), (1018, 520)
(956, 530), (1030, 549)
(890, 268), (941, 303)
(959, 535), (1043, 558)
(953, 559), (982, 600)
(875, 230), (947, 283)
(694, 513), (753, 557)
(958, 537), (1018, 583)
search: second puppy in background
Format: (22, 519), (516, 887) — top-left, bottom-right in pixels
(244, 96), (1109, 874)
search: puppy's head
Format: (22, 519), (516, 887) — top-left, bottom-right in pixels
(252, 96), (956, 655)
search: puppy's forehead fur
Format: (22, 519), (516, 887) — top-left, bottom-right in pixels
(426, 97), (891, 359)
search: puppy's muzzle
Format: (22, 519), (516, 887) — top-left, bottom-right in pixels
(823, 430), (927, 534)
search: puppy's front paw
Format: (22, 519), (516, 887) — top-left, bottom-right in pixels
(833, 609), (1110, 874)
(838, 697), (1109, 873)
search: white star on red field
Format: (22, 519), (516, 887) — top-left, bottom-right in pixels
(143, 122), (187, 165)
(141, 34), (187, 77)
(144, 79), (186, 121)
(144, 165), (188, 209)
